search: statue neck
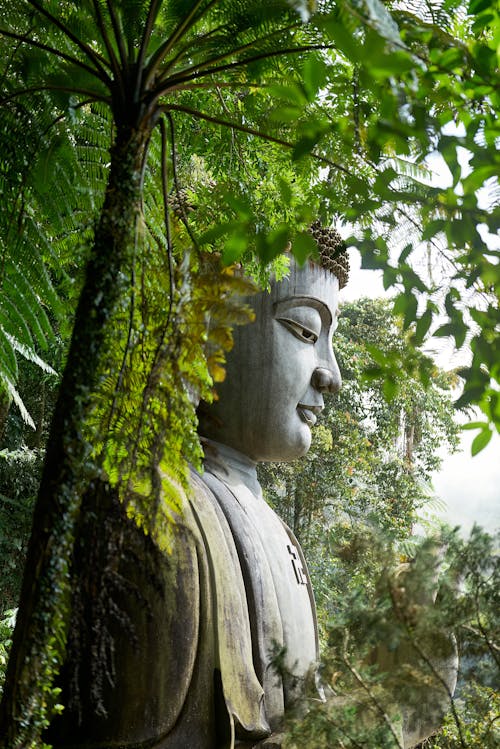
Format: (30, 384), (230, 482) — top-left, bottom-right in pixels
(201, 438), (262, 498)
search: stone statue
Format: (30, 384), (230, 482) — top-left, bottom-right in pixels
(48, 228), (456, 749)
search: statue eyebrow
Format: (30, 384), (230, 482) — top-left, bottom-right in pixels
(273, 296), (333, 326)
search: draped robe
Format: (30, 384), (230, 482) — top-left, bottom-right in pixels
(49, 442), (318, 749)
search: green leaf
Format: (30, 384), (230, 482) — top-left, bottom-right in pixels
(222, 232), (248, 265)
(422, 219), (446, 241)
(292, 232), (317, 265)
(7, 335), (57, 376)
(0, 373), (35, 429)
(266, 82), (307, 107)
(365, 344), (388, 366)
(302, 55), (328, 101)
(402, 292), (418, 329)
(469, 0), (492, 13)
(363, 0), (402, 46)
(434, 323), (455, 338)
(383, 266), (399, 290)
(414, 309), (432, 344)
(292, 133), (322, 161)
(398, 244), (413, 264)
(277, 177), (293, 205)
(471, 426), (492, 456)
(318, 18), (362, 61)
(383, 375), (398, 401)
(462, 421), (488, 430)
(269, 105), (302, 124)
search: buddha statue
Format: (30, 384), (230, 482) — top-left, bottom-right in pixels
(48, 228), (456, 749)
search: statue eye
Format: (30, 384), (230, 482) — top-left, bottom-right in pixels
(277, 318), (319, 344)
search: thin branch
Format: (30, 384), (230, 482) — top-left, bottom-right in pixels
(213, 85), (261, 181)
(159, 116), (175, 333)
(323, 712), (367, 749)
(473, 585), (500, 669)
(165, 110), (199, 250)
(214, 86), (246, 175)
(163, 103), (351, 175)
(41, 98), (97, 137)
(145, 0), (218, 80)
(387, 583), (465, 749)
(0, 20), (33, 85)
(168, 81), (264, 92)
(1, 84), (111, 107)
(461, 624), (500, 655)
(143, 22), (228, 90)
(156, 21), (300, 86)
(25, 0), (112, 79)
(341, 633), (404, 749)
(0, 27), (108, 84)
(91, 0), (123, 89)
(105, 0), (128, 69)
(154, 44), (333, 96)
(408, 634), (466, 749)
(480, 712), (500, 745)
(135, 0), (163, 101)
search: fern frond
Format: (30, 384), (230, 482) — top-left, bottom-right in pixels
(0, 372), (35, 429)
(6, 334), (57, 376)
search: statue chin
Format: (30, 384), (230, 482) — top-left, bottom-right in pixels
(200, 418), (313, 464)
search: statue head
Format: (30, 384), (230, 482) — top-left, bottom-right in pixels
(198, 224), (349, 463)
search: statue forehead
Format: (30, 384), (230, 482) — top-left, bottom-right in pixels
(268, 262), (340, 309)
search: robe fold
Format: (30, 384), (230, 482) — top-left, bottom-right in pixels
(49, 444), (318, 749)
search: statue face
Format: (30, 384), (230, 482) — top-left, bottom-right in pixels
(200, 262), (341, 462)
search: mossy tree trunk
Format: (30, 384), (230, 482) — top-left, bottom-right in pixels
(0, 119), (152, 747)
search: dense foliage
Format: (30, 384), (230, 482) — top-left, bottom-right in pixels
(282, 525), (499, 749)
(0, 0), (498, 745)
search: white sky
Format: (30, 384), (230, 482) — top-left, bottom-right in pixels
(341, 249), (500, 537)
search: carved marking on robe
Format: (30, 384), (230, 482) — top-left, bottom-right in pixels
(287, 544), (307, 586)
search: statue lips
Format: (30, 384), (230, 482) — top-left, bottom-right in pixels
(297, 404), (323, 428)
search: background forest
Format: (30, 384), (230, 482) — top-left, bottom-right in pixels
(0, 0), (499, 747)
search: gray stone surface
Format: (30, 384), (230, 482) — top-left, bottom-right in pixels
(198, 261), (341, 462)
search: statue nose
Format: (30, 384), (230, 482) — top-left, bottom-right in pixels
(311, 366), (341, 394)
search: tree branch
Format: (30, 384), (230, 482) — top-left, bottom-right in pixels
(156, 21), (300, 86)
(135, 0), (163, 101)
(144, 0), (218, 81)
(165, 111), (199, 251)
(0, 27), (109, 84)
(341, 632), (404, 749)
(25, 0), (112, 80)
(0, 85), (110, 107)
(143, 23), (227, 90)
(91, 0), (123, 91)
(154, 43), (334, 96)
(163, 103), (351, 175)
(407, 633), (465, 748)
(103, 0), (128, 70)
(473, 584), (500, 670)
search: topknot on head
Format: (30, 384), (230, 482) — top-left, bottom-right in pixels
(308, 220), (350, 289)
